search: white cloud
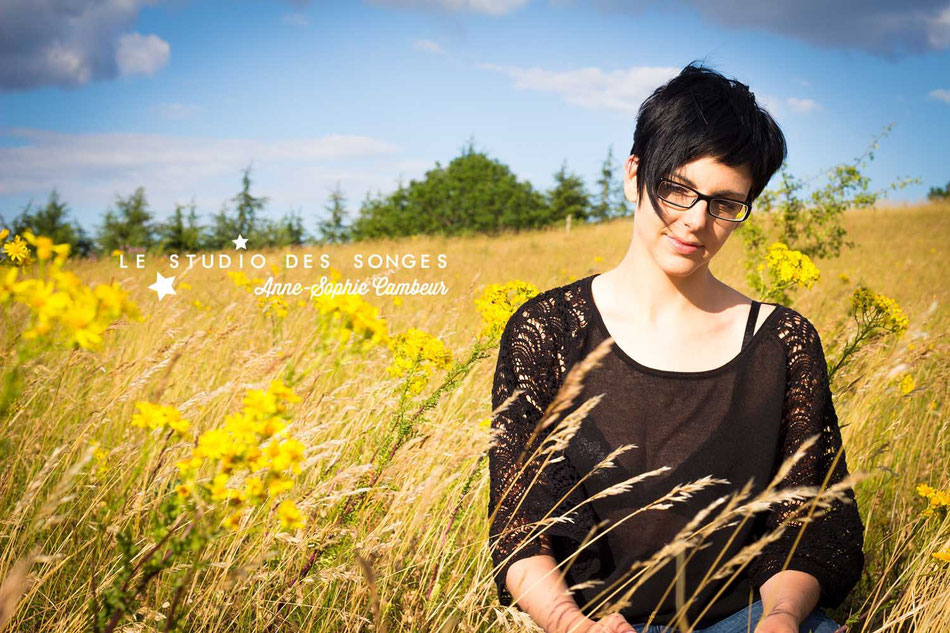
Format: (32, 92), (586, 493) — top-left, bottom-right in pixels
(927, 5), (950, 48)
(757, 94), (821, 116)
(282, 12), (310, 26)
(116, 32), (170, 77)
(477, 62), (679, 114)
(928, 88), (950, 103)
(786, 97), (821, 113)
(0, 0), (168, 91)
(413, 39), (446, 55)
(0, 128), (404, 226)
(368, 0), (530, 16)
(595, 0), (950, 57)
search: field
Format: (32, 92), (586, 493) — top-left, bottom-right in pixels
(0, 201), (948, 632)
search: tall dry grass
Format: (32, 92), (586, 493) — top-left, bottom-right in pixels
(0, 201), (947, 632)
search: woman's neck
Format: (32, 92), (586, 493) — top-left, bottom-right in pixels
(605, 237), (730, 325)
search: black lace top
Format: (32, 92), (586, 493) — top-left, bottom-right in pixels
(487, 273), (864, 628)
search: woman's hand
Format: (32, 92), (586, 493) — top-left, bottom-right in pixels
(572, 612), (639, 633)
(752, 610), (799, 633)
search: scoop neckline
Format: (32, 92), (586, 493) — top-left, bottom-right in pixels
(581, 273), (783, 379)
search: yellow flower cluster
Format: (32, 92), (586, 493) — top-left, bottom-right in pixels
(896, 373), (916, 396)
(131, 401), (191, 438)
(385, 328), (453, 396)
(311, 291), (389, 350)
(916, 483), (950, 519)
(851, 286), (909, 336)
(257, 295), (289, 319)
(762, 242), (821, 289)
(1, 229), (70, 266)
(227, 270), (262, 290)
(170, 380), (308, 532)
(474, 279), (540, 342)
(1, 230), (142, 350)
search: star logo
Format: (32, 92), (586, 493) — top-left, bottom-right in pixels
(148, 271), (177, 301)
(232, 234), (248, 250)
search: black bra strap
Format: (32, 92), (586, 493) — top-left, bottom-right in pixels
(741, 301), (761, 351)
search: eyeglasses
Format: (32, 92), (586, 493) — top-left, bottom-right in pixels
(655, 178), (751, 222)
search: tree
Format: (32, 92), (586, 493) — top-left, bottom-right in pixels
(927, 180), (949, 201)
(9, 189), (96, 257)
(97, 187), (155, 252)
(547, 160), (591, 224)
(157, 200), (203, 252)
(350, 139), (548, 240)
(316, 182), (350, 245)
(591, 145), (629, 221)
(205, 164), (269, 249)
(232, 163), (268, 236)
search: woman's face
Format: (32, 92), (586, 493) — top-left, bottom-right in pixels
(623, 154), (754, 278)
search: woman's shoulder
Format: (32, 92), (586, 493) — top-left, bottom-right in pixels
(503, 275), (592, 333)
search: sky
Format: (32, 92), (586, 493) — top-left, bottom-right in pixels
(0, 0), (948, 233)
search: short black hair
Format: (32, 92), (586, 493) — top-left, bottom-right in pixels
(630, 61), (786, 215)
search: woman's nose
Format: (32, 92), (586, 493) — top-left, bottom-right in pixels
(682, 198), (710, 229)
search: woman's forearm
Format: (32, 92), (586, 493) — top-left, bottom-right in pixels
(507, 554), (594, 633)
(757, 569), (821, 625)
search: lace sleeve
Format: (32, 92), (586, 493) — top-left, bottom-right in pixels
(748, 310), (865, 609)
(487, 286), (608, 610)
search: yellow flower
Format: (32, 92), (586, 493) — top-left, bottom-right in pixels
(918, 482), (950, 518)
(194, 428), (234, 460)
(475, 280), (540, 342)
(393, 295), (403, 307)
(765, 243), (820, 289)
(0, 228), (8, 240)
(209, 472), (232, 502)
(850, 287), (909, 336)
(385, 328), (453, 395)
(266, 437), (306, 474)
(227, 270), (252, 290)
(933, 550), (950, 562)
(176, 456), (203, 479)
(277, 499), (305, 531)
(266, 474), (294, 498)
(897, 373), (915, 396)
(21, 230), (69, 265)
(222, 509), (245, 530)
(244, 476), (266, 504)
(175, 482), (193, 498)
(179, 282), (192, 290)
(130, 401), (190, 437)
(3, 235), (30, 265)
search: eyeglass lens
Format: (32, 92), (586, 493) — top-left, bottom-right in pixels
(657, 180), (748, 220)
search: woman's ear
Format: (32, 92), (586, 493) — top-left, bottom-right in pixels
(623, 154), (640, 204)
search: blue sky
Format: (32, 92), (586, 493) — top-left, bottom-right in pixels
(1, 0), (948, 232)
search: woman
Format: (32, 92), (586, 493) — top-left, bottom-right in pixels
(487, 63), (864, 633)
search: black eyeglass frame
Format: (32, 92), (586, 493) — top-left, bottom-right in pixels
(654, 178), (752, 223)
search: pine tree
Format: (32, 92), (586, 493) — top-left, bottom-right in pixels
(158, 200), (203, 251)
(10, 189), (94, 256)
(547, 160), (591, 224)
(316, 182), (350, 244)
(97, 187), (154, 252)
(232, 163), (268, 236)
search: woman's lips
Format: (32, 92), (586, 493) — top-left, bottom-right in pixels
(666, 234), (701, 254)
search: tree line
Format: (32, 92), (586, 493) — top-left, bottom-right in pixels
(0, 140), (630, 258)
